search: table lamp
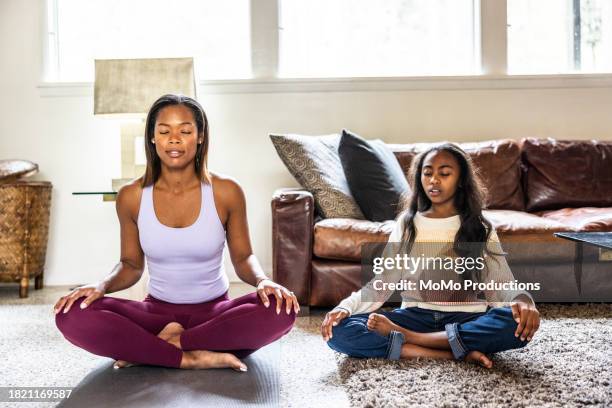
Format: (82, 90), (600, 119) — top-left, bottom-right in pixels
(93, 57), (197, 193)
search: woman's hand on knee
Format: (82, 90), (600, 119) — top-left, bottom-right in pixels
(321, 309), (349, 342)
(53, 282), (106, 315)
(256, 279), (300, 315)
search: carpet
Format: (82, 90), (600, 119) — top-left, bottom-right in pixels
(0, 286), (348, 408)
(2, 286), (610, 407)
(334, 304), (612, 408)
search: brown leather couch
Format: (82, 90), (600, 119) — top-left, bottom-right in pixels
(272, 138), (612, 309)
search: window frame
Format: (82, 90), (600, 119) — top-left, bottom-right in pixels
(38, 0), (612, 97)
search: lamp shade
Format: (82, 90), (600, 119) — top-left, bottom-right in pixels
(94, 57), (196, 115)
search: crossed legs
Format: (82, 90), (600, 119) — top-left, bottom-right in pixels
(328, 307), (528, 368)
(56, 292), (296, 370)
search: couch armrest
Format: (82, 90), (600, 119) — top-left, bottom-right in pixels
(271, 188), (314, 305)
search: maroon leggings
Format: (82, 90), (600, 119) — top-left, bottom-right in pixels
(55, 291), (296, 368)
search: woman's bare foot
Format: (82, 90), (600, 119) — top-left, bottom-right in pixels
(114, 322), (185, 369)
(367, 313), (403, 337)
(157, 321), (184, 349)
(465, 350), (493, 368)
(181, 350), (248, 372)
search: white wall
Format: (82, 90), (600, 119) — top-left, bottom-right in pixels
(2, 0), (612, 287)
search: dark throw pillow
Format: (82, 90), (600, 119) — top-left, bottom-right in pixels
(338, 129), (410, 222)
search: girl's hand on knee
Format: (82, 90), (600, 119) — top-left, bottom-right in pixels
(53, 282), (106, 315)
(321, 309), (348, 342)
(511, 300), (540, 342)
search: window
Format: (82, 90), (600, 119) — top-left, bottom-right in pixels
(508, 0), (612, 74)
(43, 0), (612, 86)
(278, 0), (478, 78)
(46, 0), (251, 82)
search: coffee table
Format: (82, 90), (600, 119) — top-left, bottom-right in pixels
(553, 232), (612, 295)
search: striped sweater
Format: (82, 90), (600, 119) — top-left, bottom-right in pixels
(334, 211), (532, 315)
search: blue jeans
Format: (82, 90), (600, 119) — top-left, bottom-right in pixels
(327, 306), (529, 360)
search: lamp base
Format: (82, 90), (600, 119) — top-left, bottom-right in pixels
(120, 121), (146, 179)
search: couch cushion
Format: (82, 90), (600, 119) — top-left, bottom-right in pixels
(483, 209), (574, 236)
(314, 211), (577, 263)
(388, 139), (525, 211)
(535, 207), (612, 232)
(484, 210), (581, 263)
(522, 138), (612, 211)
(313, 218), (394, 261)
(339, 129), (410, 222)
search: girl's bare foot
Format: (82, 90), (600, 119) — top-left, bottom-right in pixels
(367, 313), (403, 337)
(114, 322), (185, 369)
(181, 350), (248, 372)
(465, 350), (493, 368)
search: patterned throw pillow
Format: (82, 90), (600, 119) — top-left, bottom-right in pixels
(270, 133), (365, 219)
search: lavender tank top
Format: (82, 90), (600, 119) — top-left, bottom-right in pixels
(137, 181), (229, 304)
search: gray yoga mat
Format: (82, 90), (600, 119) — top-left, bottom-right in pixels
(57, 343), (280, 408)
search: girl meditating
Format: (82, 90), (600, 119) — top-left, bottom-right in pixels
(55, 94), (297, 372)
(321, 143), (540, 368)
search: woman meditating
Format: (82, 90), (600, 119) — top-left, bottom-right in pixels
(321, 143), (540, 368)
(55, 94), (297, 372)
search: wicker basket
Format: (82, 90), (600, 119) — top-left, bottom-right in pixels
(0, 180), (53, 297)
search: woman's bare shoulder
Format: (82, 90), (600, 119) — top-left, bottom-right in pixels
(210, 172), (242, 195)
(116, 177), (145, 221)
(210, 172), (245, 210)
